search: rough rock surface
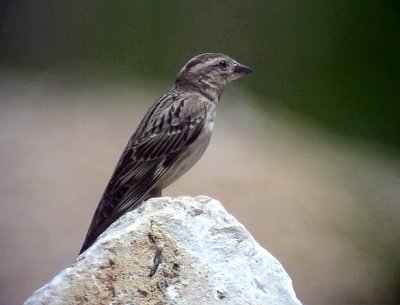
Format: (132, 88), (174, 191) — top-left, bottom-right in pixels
(24, 196), (302, 305)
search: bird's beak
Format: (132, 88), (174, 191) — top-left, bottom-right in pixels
(233, 62), (253, 74)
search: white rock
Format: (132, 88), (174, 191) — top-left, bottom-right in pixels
(25, 196), (302, 305)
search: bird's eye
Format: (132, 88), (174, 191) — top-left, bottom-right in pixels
(219, 60), (227, 69)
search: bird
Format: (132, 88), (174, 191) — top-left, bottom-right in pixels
(79, 53), (252, 254)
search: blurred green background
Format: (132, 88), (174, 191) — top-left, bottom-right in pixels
(1, 1), (399, 304)
(1, 0), (399, 150)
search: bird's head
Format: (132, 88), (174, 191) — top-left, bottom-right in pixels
(175, 53), (252, 94)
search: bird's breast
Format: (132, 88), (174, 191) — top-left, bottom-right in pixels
(203, 103), (217, 133)
(160, 105), (216, 189)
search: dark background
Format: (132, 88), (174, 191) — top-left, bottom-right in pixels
(1, 1), (399, 304)
(1, 0), (399, 150)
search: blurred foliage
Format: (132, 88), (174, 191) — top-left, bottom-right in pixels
(0, 0), (399, 150)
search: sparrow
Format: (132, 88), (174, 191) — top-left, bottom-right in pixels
(79, 53), (252, 254)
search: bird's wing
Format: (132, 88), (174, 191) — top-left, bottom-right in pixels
(80, 91), (210, 253)
(107, 93), (210, 209)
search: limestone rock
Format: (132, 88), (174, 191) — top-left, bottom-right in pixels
(25, 196), (302, 305)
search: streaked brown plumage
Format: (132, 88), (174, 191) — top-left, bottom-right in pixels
(79, 53), (252, 254)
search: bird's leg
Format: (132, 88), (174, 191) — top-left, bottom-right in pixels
(149, 187), (162, 198)
(143, 187), (162, 202)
